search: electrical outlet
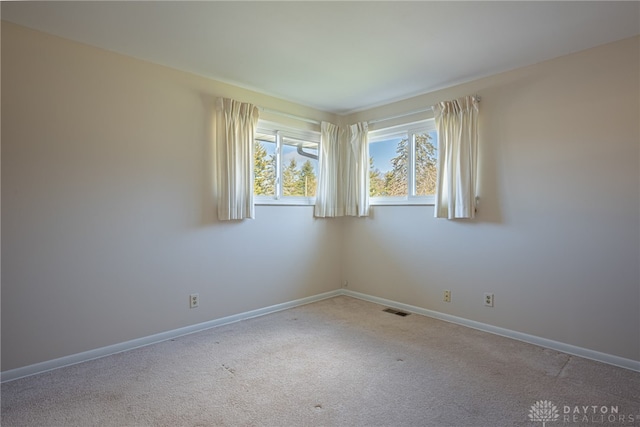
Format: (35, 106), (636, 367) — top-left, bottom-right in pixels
(444, 290), (451, 303)
(189, 293), (199, 309)
(484, 293), (494, 307)
(342, 280), (348, 288)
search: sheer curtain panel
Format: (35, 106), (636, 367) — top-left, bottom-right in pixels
(214, 98), (260, 220)
(344, 122), (370, 216)
(433, 95), (479, 219)
(314, 122), (342, 217)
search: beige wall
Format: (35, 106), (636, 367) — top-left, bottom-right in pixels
(2, 21), (638, 372)
(344, 36), (640, 361)
(1, 22), (343, 371)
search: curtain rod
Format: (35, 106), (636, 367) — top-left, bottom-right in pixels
(368, 95), (481, 125)
(261, 95), (481, 127)
(259, 107), (321, 126)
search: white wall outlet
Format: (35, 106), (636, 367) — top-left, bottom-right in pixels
(484, 293), (494, 307)
(444, 290), (451, 303)
(342, 280), (348, 288)
(189, 293), (199, 309)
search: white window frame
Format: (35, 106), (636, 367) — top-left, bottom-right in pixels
(368, 119), (437, 206)
(254, 120), (320, 206)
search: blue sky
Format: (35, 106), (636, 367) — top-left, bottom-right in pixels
(369, 131), (438, 174)
(369, 137), (404, 173)
(258, 131), (436, 176)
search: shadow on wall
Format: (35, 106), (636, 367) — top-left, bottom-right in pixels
(468, 73), (544, 225)
(474, 95), (503, 225)
(200, 93), (218, 226)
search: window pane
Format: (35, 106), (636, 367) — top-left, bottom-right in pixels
(414, 131), (438, 196)
(254, 132), (276, 196)
(282, 136), (318, 197)
(369, 135), (408, 197)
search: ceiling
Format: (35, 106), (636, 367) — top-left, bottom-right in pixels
(2, 1), (639, 115)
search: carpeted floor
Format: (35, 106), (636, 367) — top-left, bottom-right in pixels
(2, 296), (639, 426)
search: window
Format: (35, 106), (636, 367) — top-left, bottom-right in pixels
(254, 121), (319, 205)
(368, 119), (438, 205)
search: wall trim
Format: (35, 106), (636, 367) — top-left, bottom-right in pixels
(3, 288), (638, 382)
(0, 290), (342, 383)
(342, 289), (640, 373)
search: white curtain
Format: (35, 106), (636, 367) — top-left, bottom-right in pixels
(344, 122), (370, 217)
(214, 98), (260, 220)
(314, 122), (341, 217)
(433, 95), (479, 219)
(315, 122), (370, 218)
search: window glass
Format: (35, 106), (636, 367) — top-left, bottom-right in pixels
(281, 136), (318, 197)
(254, 132), (277, 197)
(369, 135), (407, 197)
(254, 122), (320, 204)
(414, 130), (438, 196)
(368, 119), (437, 204)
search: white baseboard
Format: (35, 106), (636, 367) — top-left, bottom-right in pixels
(0, 290), (342, 383)
(3, 288), (638, 382)
(342, 289), (640, 373)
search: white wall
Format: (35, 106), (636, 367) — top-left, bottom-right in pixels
(2, 22), (638, 373)
(1, 22), (343, 371)
(344, 36), (640, 362)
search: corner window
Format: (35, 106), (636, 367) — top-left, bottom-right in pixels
(369, 120), (437, 205)
(254, 121), (319, 205)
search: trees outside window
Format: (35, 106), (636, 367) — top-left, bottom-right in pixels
(254, 119), (436, 206)
(254, 124), (319, 204)
(369, 120), (437, 204)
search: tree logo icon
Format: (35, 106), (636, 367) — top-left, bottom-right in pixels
(529, 400), (560, 426)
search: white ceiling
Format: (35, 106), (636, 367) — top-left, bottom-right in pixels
(3, 1), (639, 115)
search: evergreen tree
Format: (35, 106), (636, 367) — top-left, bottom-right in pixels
(386, 137), (409, 196)
(369, 156), (386, 197)
(282, 158), (300, 196)
(383, 133), (437, 196)
(415, 133), (438, 196)
(255, 142), (319, 198)
(298, 160), (317, 197)
(254, 141), (276, 196)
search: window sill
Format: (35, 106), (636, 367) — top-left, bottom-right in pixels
(370, 196), (435, 206)
(255, 196), (315, 206)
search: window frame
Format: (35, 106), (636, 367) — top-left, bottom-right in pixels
(254, 120), (320, 206)
(368, 119), (437, 206)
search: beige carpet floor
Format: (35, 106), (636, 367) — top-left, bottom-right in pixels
(2, 296), (639, 426)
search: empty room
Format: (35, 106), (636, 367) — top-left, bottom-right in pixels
(1, 2), (639, 426)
